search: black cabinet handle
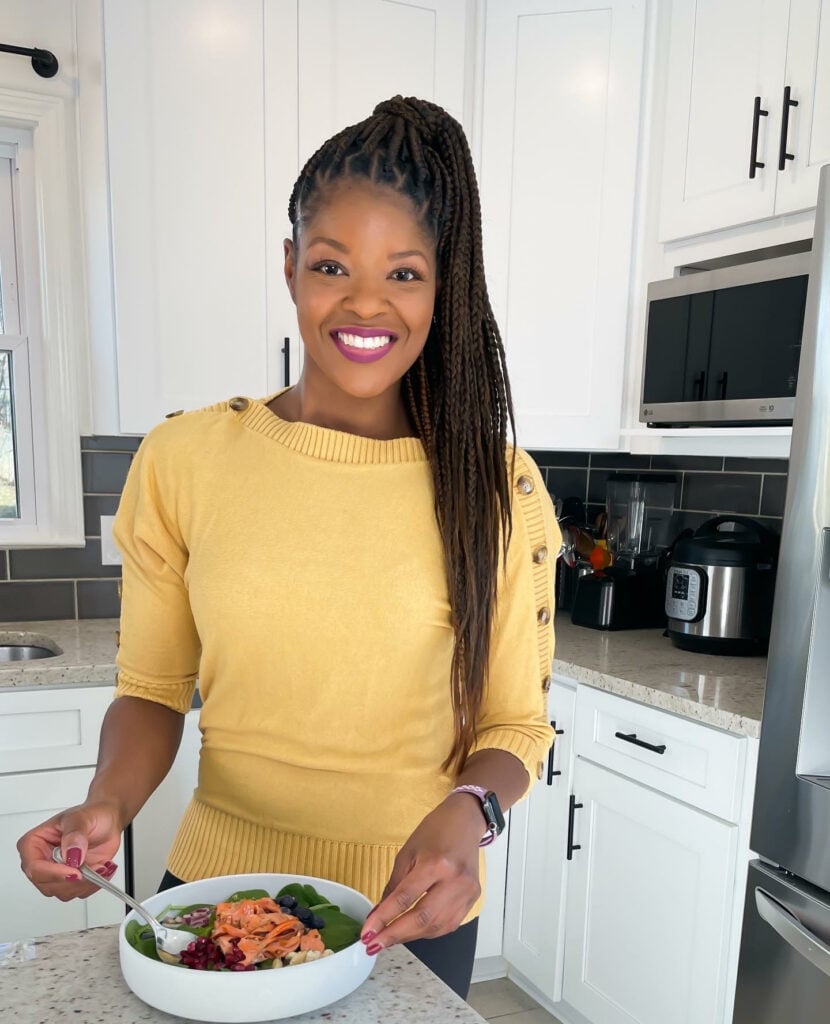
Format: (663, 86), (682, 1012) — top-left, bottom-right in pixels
(749, 96), (768, 179)
(546, 720), (566, 785)
(717, 371), (729, 400)
(281, 337), (291, 386)
(567, 794), (583, 860)
(778, 85), (798, 170)
(693, 370), (706, 402)
(615, 731), (667, 755)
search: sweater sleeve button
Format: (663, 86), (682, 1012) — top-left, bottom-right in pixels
(165, 409), (184, 418)
(537, 606), (551, 625)
(229, 396), (250, 412)
(541, 675), (551, 693)
(516, 474), (534, 495)
(537, 761), (544, 780)
(532, 545), (548, 564)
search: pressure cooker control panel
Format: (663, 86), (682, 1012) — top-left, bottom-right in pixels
(666, 565), (705, 621)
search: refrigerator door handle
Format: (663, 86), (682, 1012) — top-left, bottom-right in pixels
(756, 887), (830, 978)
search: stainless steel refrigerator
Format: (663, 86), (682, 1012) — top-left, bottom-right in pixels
(733, 162), (830, 1020)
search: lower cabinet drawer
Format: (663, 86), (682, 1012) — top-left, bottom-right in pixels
(0, 686), (113, 774)
(573, 684), (746, 822)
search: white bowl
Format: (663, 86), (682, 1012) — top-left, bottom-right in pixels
(118, 872), (375, 1023)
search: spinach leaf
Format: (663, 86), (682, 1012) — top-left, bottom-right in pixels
(226, 888), (271, 902)
(311, 906), (362, 952)
(125, 920), (160, 961)
(276, 883), (329, 908)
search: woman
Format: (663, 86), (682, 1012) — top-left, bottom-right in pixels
(17, 96), (558, 999)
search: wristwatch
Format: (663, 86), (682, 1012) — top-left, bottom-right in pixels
(449, 785), (505, 846)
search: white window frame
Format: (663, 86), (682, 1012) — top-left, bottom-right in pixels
(0, 90), (87, 547)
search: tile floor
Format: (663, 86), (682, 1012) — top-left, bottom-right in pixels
(467, 977), (565, 1024)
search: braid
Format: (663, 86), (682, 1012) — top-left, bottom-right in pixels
(289, 96), (516, 773)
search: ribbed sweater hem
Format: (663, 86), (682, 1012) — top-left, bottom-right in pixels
(166, 799), (484, 922)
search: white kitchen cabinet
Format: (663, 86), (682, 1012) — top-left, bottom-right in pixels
(479, 0), (646, 451)
(502, 679), (575, 1004)
(561, 757), (739, 1024)
(659, 0), (830, 241)
(473, 811), (510, 972)
(0, 686), (127, 943)
(104, 0), (470, 434)
(129, 705), (201, 902)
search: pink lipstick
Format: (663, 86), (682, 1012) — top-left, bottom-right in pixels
(330, 327), (398, 364)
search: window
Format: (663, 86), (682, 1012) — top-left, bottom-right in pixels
(0, 143), (34, 523)
(0, 92), (87, 547)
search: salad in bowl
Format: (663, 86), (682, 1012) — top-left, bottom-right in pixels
(119, 873), (374, 1022)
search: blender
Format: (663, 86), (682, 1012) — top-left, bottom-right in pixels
(571, 473), (677, 630)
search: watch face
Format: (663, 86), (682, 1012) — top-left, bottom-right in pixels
(483, 791), (505, 835)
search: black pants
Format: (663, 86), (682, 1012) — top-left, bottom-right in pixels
(157, 870), (478, 999)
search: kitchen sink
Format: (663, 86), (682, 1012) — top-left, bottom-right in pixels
(0, 644), (60, 662)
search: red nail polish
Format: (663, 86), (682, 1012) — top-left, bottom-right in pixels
(65, 873), (81, 882)
(366, 943), (383, 956)
(65, 848), (82, 869)
(361, 930), (377, 944)
(103, 861), (117, 872)
(97, 865), (116, 877)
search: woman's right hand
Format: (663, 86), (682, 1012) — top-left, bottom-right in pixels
(17, 799), (124, 901)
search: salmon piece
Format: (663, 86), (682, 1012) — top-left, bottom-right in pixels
(300, 929), (325, 953)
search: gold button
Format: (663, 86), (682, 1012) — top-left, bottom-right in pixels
(536, 761), (544, 780)
(165, 409), (184, 419)
(516, 474), (534, 495)
(117, 580), (122, 600)
(229, 396), (249, 412)
(533, 545), (548, 564)
(537, 606), (551, 625)
(542, 675), (551, 693)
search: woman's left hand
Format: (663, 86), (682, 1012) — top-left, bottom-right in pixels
(359, 793), (485, 954)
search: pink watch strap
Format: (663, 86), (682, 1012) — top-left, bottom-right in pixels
(449, 785), (497, 846)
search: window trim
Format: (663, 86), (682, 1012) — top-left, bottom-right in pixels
(0, 89), (88, 547)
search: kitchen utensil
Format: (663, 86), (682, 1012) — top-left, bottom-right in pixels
(119, 872), (374, 1023)
(51, 846), (193, 964)
(665, 515), (779, 655)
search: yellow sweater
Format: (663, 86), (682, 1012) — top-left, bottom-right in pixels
(114, 396), (558, 910)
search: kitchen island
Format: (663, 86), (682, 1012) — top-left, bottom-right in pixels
(0, 925), (487, 1023)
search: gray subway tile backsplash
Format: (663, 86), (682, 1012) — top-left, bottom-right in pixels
(681, 472), (763, 516)
(81, 450), (133, 495)
(77, 579), (121, 619)
(0, 437), (791, 622)
(760, 474), (788, 518)
(0, 580), (76, 621)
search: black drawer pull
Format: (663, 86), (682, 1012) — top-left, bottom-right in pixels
(615, 731), (667, 755)
(567, 794), (583, 860)
(749, 95), (768, 179)
(778, 85), (798, 170)
(546, 720), (566, 785)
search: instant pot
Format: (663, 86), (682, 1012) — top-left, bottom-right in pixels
(665, 516), (779, 655)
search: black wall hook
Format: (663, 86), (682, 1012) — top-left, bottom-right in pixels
(0, 43), (59, 79)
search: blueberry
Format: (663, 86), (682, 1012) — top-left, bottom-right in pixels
(277, 896), (298, 909)
(295, 907), (313, 924)
(311, 915), (326, 930)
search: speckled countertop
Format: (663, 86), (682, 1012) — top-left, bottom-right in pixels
(0, 925), (485, 1023)
(553, 615), (766, 738)
(0, 615), (767, 737)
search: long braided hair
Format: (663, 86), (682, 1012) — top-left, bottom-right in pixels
(289, 96), (516, 773)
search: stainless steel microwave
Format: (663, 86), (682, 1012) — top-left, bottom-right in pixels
(640, 252), (810, 426)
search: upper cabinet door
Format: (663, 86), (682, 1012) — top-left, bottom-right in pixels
(775, 0), (830, 215)
(659, 0), (790, 241)
(105, 1), (269, 433)
(296, 0), (470, 160)
(264, 0), (470, 390)
(480, 0), (646, 451)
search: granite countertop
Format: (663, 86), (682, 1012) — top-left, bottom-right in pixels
(553, 615), (766, 738)
(0, 618), (119, 688)
(0, 615), (767, 738)
(0, 926), (485, 1024)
